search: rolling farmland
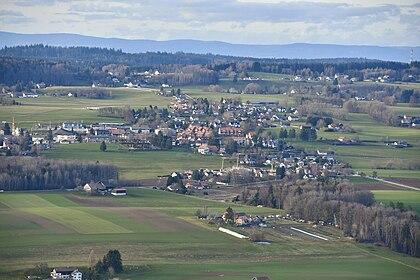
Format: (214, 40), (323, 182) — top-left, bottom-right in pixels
(0, 189), (419, 280)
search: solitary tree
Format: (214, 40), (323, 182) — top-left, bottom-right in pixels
(224, 207), (235, 224)
(103, 249), (123, 274)
(279, 128), (288, 139)
(288, 128), (296, 139)
(276, 166), (286, 179)
(100, 141), (107, 152)
(3, 122), (11, 135)
(46, 129), (53, 142)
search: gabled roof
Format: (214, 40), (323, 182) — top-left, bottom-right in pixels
(53, 267), (77, 274)
(54, 128), (77, 136)
(85, 182), (107, 190)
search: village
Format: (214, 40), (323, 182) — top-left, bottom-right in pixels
(0, 90), (355, 197)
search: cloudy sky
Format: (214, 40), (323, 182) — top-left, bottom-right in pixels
(1, 0), (419, 46)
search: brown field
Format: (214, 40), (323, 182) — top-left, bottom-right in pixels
(15, 210), (75, 234)
(65, 194), (124, 207)
(384, 178), (420, 189)
(352, 183), (406, 191)
(112, 207), (198, 232)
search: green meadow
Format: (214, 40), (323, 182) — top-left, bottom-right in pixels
(0, 189), (419, 280)
(0, 87), (170, 128)
(372, 190), (420, 214)
(43, 143), (235, 180)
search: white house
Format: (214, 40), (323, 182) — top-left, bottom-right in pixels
(197, 144), (210, 155)
(54, 128), (78, 144)
(83, 182), (107, 194)
(51, 268), (82, 280)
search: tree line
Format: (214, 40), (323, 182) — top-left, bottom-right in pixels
(0, 156), (118, 191)
(237, 179), (419, 256)
(2, 45), (415, 89)
(343, 100), (397, 126)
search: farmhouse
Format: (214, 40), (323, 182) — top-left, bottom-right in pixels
(50, 268), (82, 280)
(83, 182), (108, 195)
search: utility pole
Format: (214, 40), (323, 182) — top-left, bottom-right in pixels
(410, 49), (414, 64)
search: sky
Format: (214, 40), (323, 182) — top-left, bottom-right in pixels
(1, 0), (419, 46)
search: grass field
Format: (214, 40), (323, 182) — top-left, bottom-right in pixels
(43, 143), (235, 180)
(0, 87), (170, 128)
(182, 85), (294, 105)
(0, 189), (419, 280)
(391, 104), (420, 116)
(372, 190), (420, 214)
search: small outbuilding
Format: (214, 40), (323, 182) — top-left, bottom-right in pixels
(252, 277), (271, 280)
(111, 188), (127, 196)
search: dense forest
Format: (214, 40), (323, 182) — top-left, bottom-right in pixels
(0, 44), (411, 71)
(0, 45), (417, 88)
(238, 179), (419, 257)
(0, 156), (118, 191)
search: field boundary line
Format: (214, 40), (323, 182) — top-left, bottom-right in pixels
(290, 227), (328, 241)
(218, 227), (248, 239)
(356, 245), (420, 272)
(368, 177), (420, 191)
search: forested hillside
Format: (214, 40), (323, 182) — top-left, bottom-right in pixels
(0, 44), (417, 89)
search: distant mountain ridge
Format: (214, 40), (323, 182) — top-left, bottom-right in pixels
(0, 31), (418, 63)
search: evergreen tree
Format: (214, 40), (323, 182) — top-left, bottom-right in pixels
(103, 250), (123, 274)
(100, 141), (107, 152)
(3, 122), (11, 135)
(279, 128), (288, 139)
(224, 207), (235, 224)
(288, 128), (296, 139)
(276, 166), (286, 179)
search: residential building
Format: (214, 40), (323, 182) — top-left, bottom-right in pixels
(50, 268), (82, 280)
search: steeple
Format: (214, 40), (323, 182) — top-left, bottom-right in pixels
(12, 117), (15, 132)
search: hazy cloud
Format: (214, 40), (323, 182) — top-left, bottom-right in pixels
(0, 0), (419, 46)
(0, 9), (34, 24)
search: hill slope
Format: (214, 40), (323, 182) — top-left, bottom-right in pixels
(0, 31), (418, 62)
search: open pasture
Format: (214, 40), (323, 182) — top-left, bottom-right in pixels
(0, 87), (170, 128)
(0, 189), (419, 279)
(43, 143), (235, 180)
(391, 104), (420, 116)
(182, 85), (294, 104)
(372, 190), (420, 214)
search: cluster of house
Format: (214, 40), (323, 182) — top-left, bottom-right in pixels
(170, 96), (298, 150)
(398, 115), (420, 128)
(21, 95), (302, 152)
(199, 208), (267, 228)
(7, 91), (39, 98)
(385, 140), (411, 148)
(162, 148), (345, 193)
(224, 211), (267, 227)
